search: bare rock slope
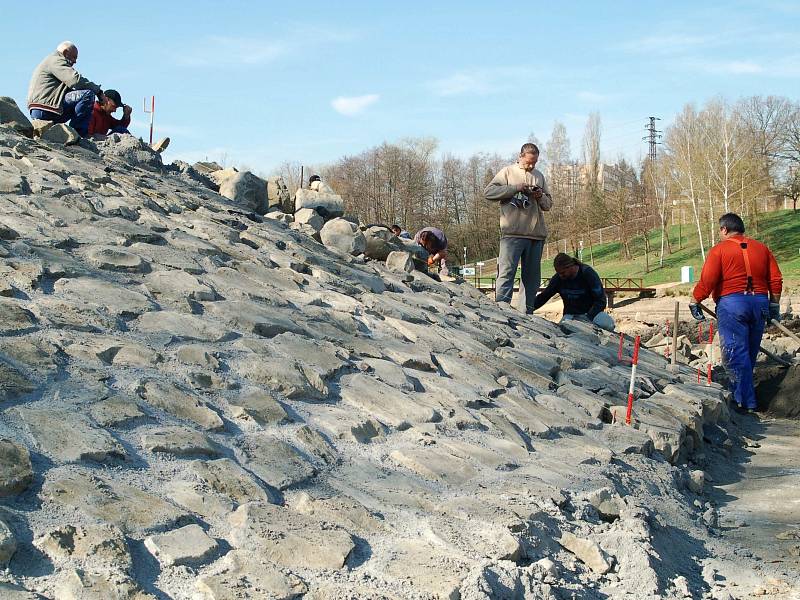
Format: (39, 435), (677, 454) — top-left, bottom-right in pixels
(0, 117), (788, 599)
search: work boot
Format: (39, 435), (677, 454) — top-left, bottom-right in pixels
(151, 137), (170, 153)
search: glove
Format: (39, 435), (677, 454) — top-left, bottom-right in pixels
(427, 256), (435, 267)
(689, 303), (705, 321)
(769, 302), (781, 322)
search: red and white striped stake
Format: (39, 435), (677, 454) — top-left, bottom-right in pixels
(143, 96), (155, 145)
(624, 335), (641, 425)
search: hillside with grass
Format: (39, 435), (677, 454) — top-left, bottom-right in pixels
(574, 209), (799, 286)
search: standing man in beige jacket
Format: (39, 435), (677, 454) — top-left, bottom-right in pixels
(484, 143), (553, 313)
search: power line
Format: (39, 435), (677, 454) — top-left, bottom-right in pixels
(642, 116), (662, 162)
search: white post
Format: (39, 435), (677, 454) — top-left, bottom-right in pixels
(143, 96), (155, 145)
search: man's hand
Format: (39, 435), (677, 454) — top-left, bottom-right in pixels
(524, 185), (544, 200)
(122, 104), (132, 117)
(427, 256), (436, 267)
(689, 302), (706, 321)
(769, 302), (781, 322)
(515, 183), (527, 193)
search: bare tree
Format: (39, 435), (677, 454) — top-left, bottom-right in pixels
(665, 104), (707, 260)
(274, 160), (305, 195)
(780, 168), (800, 212)
(581, 113), (602, 196)
(643, 157), (672, 267)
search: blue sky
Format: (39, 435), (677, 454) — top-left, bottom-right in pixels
(2, 1), (798, 173)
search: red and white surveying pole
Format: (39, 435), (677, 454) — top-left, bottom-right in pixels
(624, 335), (641, 425)
(143, 96), (155, 145)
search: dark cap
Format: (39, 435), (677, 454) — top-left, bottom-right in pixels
(309, 174), (321, 184)
(103, 89), (123, 107)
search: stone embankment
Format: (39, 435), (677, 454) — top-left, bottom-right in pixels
(0, 99), (796, 599)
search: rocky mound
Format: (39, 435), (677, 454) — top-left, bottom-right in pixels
(0, 107), (784, 599)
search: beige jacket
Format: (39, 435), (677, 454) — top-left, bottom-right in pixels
(484, 162), (552, 239)
(27, 52), (101, 114)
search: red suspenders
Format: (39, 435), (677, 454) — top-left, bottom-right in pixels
(726, 237), (754, 295)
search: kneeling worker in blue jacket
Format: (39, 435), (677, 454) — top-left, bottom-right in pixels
(532, 253), (615, 331)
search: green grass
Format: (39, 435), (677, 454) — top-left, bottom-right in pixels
(554, 209), (800, 287)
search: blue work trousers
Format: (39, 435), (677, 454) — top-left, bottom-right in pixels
(496, 237), (543, 314)
(716, 293), (769, 409)
(30, 89), (95, 137)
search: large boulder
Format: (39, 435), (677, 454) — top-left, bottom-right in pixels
(267, 177), (292, 212)
(363, 226), (404, 260)
(193, 161), (224, 174)
(294, 208), (324, 233)
(219, 171), (268, 214)
(208, 167), (238, 187)
(385, 250), (414, 273)
(400, 237), (428, 261)
(295, 188), (344, 219)
(96, 134), (163, 170)
(39, 123), (81, 146)
(0, 97), (33, 137)
(319, 218), (366, 255)
(168, 160), (217, 190)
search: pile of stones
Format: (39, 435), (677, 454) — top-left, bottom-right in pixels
(0, 97), (790, 599)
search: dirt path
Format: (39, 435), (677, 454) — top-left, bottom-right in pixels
(705, 415), (800, 599)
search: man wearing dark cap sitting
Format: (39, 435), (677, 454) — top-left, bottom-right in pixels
(532, 253), (615, 331)
(88, 89), (131, 136)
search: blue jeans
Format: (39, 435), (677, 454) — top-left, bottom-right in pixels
(109, 126), (131, 134)
(30, 89), (95, 136)
(717, 293), (769, 409)
(496, 237), (543, 313)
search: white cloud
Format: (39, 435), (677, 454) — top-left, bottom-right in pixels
(331, 94), (379, 116)
(684, 58), (764, 75)
(432, 73), (492, 96)
(174, 36), (288, 67)
(430, 66), (535, 97)
(576, 91), (610, 104)
(173, 26), (356, 69)
(619, 33), (719, 55)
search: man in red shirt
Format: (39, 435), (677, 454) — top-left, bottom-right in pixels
(88, 89), (131, 136)
(690, 213), (782, 413)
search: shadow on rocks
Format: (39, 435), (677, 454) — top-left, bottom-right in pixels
(649, 522), (712, 597)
